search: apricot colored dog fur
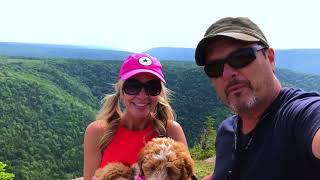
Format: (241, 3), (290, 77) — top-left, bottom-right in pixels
(94, 137), (195, 180)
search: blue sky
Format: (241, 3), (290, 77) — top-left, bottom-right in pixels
(0, 0), (319, 52)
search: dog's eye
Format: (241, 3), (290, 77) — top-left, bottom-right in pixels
(151, 165), (156, 171)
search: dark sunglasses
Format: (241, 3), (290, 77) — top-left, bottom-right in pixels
(123, 78), (162, 96)
(204, 45), (266, 78)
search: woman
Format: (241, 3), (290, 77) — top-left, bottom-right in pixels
(83, 53), (188, 180)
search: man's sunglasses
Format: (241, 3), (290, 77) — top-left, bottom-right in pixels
(123, 78), (162, 96)
(204, 44), (266, 78)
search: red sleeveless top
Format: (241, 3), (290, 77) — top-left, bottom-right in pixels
(100, 124), (158, 167)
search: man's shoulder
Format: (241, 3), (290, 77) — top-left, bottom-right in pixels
(272, 87), (320, 130)
(217, 115), (237, 134)
(281, 87), (320, 101)
(280, 87), (320, 110)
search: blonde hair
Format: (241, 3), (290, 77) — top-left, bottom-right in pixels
(97, 80), (175, 151)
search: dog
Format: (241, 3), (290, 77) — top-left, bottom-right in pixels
(94, 137), (195, 180)
(138, 137), (195, 180)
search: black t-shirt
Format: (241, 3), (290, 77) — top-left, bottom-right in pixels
(212, 88), (320, 180)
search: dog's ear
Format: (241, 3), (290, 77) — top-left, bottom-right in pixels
(166, 162), (181, 179)
(182, 154), (195, 179)
(130, 163), (141, 179)
(137, 153), (145, 177)
(94, 162), (135, 180)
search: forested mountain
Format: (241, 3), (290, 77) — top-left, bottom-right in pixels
(1, 57), (320, 179)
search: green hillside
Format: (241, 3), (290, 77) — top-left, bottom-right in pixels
(0, 59), (96, 179)
(1, 57), (320, 179)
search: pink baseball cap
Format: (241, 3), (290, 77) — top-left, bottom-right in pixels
(119, 53), (166, 83)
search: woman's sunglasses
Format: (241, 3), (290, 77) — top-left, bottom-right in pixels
(204, 44), (266, 78)
(123, 78), (162, 96)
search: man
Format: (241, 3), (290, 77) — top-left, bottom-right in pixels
(195, 17), (320, 180)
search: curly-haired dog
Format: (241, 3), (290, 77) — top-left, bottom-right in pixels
(94, 137), (195, 180)
(138, 137), (195, 180)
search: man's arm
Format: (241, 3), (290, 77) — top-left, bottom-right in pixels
(312, 128), (320, 160)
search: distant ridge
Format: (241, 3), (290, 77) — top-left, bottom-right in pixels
(0, 42), (320, 75)
(0, 42), (131, 60)
(146, 47), (320, 76)
(275, 49), (320, 75)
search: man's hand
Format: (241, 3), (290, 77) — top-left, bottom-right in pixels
(312, 128), (320, 159)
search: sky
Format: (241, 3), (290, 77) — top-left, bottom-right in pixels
(0, 0), (319, 52)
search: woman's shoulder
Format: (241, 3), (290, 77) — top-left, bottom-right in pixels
(166, 120), (182, 130)
(166, 120), (184, 136)
(165, 120), (188, 146)
(85, 120), (108, 137)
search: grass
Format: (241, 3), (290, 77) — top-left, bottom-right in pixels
(194, 159), (214, 179)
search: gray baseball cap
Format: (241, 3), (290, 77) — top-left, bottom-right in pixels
(195, 17), (269, 66)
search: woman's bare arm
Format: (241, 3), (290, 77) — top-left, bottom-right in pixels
(83, 121), (105, 180)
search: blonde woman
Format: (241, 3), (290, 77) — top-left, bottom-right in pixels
(83, 53), (188, 180)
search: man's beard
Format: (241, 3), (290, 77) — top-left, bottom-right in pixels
(223, 78), (258, 113)
(228, 92), (258, 113)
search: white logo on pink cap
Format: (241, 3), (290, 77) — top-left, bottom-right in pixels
(138, 57), (152, 66)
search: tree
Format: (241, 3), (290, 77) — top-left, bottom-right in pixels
(190, 116), (217, 160)
(0, 162), (15, 180)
